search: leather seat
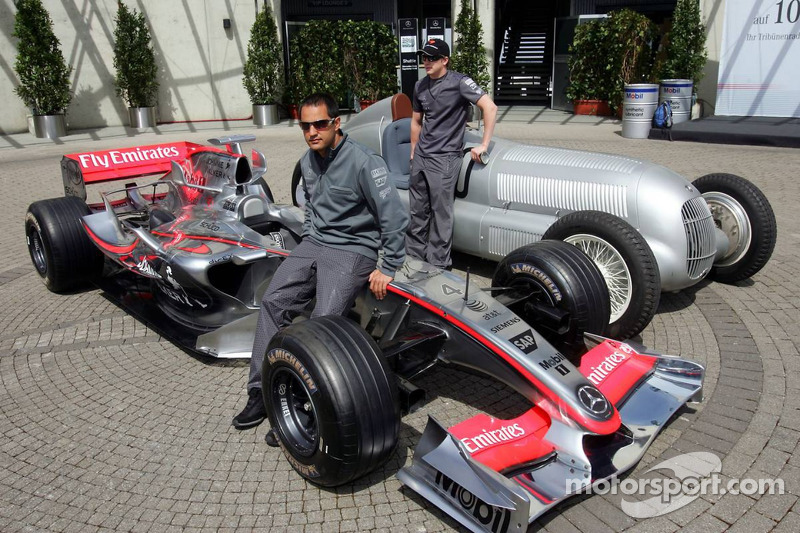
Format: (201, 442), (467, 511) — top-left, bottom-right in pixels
(381, 118), (412, 190)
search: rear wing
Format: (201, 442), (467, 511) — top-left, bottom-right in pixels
(60, 136), (261, 203)
(61, 142), (209, 200)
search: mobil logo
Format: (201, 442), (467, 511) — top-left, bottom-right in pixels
(663, 87), (682, 94)
(626, 92), (645, 100)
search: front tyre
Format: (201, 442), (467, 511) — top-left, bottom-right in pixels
(692, 173), (776, 283)
(25, 197), (103, 292)
(262, 315), (399, 487)
(542, 210), (660, 340)
(493, 240), (610, 357)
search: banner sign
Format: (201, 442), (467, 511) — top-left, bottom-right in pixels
(716, 0), (800, 117)
(399, 18), (419, 99)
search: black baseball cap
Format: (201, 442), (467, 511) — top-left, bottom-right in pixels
(418, 38), (450, 58)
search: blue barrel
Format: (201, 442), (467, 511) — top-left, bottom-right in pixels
(659, 79), (693, 124)
(622, 84), (659, 139)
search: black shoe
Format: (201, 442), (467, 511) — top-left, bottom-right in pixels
(232, 388), (266, 430)
(265, 428), (279, 448)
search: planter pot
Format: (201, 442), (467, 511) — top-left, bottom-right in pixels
(253, 104), (279, 126)
(128, 107), (157, 129)
(572, 100), (612, 116)
(32, 114), (67, 139)
(287, 104), (300, 120)
(359, 100), (377, 111)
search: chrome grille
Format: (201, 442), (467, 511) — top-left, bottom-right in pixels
(502, 146), (641, 174)
(488, 226), (542, 257)
(681, 196), (716, 279)
(497, 173), (628, 218)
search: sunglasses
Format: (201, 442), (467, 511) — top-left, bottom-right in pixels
(299, 118), (336, 132)
(422, 55), (443, 63)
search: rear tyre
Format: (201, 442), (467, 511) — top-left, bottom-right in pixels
(25, 197), (103, 292)
(542, 210), (660, 340)
(692, 173), (776, 283)
(262, 315), (399, 487)
(493, 240), (610, 357)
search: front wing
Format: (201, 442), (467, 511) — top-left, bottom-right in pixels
(398, 339), (704, 532)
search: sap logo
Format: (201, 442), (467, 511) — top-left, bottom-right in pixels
(434, 471), (512, 533)
(510, 329), (537, 354)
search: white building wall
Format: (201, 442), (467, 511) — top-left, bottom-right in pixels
(699, 0), (725, 114)
(1, 0), (278, 134)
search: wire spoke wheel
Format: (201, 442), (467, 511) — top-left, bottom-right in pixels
(565, 234), (632, 323)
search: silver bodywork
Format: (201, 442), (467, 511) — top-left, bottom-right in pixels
(344, 97), (726, 292)
(34, 136), (704, 532)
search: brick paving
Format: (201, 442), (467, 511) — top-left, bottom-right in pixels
(0, 111), (798, 531)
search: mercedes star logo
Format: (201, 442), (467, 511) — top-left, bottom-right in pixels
(578, 385), (608, 415)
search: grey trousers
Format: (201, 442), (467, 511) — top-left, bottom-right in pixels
(247, 239), (376, 390)
(405, 153), (461, 269)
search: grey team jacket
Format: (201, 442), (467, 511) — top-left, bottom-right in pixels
(299, 134), (408, 277)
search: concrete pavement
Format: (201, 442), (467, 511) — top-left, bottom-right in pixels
(1, 110), (799, 532)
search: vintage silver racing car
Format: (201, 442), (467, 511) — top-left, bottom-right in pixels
(25, 136), (704, 531)
(297, 94), (776, 341)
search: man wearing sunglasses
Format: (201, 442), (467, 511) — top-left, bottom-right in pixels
(233, 93), (408, 432)
(407, 38), (497, 271)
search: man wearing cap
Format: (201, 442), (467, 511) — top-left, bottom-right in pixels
(407, 38), (497, 270)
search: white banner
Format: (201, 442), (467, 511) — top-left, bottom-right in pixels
(717, 0), (800, 117)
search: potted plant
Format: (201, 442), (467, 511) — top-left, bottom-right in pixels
(451, 0), (491, 90)
(289, 20), (347, 108)
(605, 9), (656, 114)
(654, 0), (707, 120)
(450, 0), (491, 120)
(566, 17), (613, 115)
(342, 21), (398, 109)
(13, 0), (72, 138)
(113, 2), (159, 129)
(566, 11), (656, 116)
(242, 3), (284, 126)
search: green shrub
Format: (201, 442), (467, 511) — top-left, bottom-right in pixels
(565, 18), (611, 102)
(13, 0), (72, 116)
(242, 3), (284, 105)
(655, 0), (707, 87)
(606, 9), (657, 111)
(342, 21), (398, 101)
(450, 0), (491, 92)
(566, 10), (656, 112)
(289, 20), (398, 106)
(113, 2), (159, 108)
(288, 20), (347, 105)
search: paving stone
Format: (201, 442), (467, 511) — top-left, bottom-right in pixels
(2, 119), (798, 533)
(725, 509), (777, 533)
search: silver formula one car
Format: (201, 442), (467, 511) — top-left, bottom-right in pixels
(26, 136), (703, 532)
(312, 94), (777, 341)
